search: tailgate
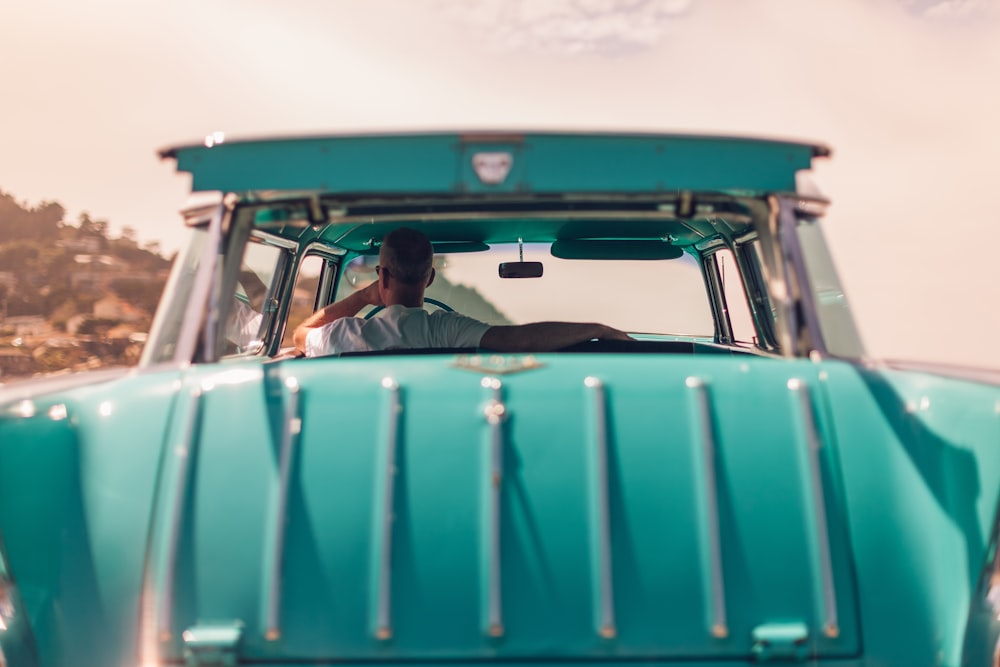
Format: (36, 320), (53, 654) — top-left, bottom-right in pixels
(143, 355), (860, 664)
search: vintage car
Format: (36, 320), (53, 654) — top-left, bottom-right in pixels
(1, 132), (999, 667)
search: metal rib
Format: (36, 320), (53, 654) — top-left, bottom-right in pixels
(788, 378), (839, 638)
(685, 377), (728, 639)
(264, 376), (302, 641)
(158, 386), (204, 641)
(585, 377), (616, 639)
(482, 377), (505, 637)
(373, 377), (401, 640)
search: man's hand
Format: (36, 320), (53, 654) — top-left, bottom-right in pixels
(359, 280), (384, 308)
(597, 324), (632, 342)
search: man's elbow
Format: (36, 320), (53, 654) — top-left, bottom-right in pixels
(292, 326), (309, 351)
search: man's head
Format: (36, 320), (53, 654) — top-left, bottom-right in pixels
(378, 227), (434, 285)
(377, 227), (435, 305)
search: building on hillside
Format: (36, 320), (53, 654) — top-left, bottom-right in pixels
(70, 254), (123, 293)
(2, 315), (48, 336)
(93, 295), (146, 323)
(57, 237), (101, 254)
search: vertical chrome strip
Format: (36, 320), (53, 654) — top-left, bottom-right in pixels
(788, 378), (839, 638)
(482, 377), (505, 637)
(373, 377), (401, 640)
(158, 386), (203, 641)
(686, 377), (728, 639)
(584, 377), (616, 639)
(264, 376), (301, 641)
(174, 203), (226, 363)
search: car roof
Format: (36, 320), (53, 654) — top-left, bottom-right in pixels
(160, 131), (829, 196)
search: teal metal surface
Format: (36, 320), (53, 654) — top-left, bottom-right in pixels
(819, 363), (1000, 667)
(0, 367), (185, 667)
(182, 620), (244, 667)
(164, 133), (822, 195)
(135, 355), (867, 663)
(1, 351), (999, 666)
(751, 622), (810, 661)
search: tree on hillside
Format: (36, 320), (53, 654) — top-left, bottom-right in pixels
(0, 190), (64, 242)
(76, 212), (109, 250)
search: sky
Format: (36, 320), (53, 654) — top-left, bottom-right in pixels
(1, 0), (998, 368)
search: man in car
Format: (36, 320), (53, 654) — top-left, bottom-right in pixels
(293, 227), (631, 356)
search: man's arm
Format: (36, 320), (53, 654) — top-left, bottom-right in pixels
(479, 322), (631, 353)
(292, 281), (382, 350)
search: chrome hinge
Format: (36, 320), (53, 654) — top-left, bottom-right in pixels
(182, 621), (244, 667)
(751, 622), (809, 662)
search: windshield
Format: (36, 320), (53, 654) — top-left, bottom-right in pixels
(337, 243), (713, 338)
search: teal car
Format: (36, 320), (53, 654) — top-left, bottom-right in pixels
(1, 132), (999, 667)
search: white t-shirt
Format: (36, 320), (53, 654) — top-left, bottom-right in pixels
(227, 299), (264, 350)
(304, 305), (492, 357)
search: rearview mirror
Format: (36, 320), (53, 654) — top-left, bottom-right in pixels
(498, 261), (544, 279)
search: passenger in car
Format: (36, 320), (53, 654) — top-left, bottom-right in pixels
(225, 268), (269, 351)
(292, 227), (631, 356)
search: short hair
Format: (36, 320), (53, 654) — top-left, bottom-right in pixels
(379, 227), (433, 285)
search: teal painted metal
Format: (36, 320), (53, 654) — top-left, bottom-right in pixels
(181, 620), (244, 666)
(751, 622), (810, 661)
(164, 133), (822, 194)
(0, 367), (185, 667)
(818, 363), (1000, 667)
(1, 351), (999, 666)
(133, 355), (871, 663)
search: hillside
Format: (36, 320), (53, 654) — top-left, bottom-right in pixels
(0, 190), (172, 379)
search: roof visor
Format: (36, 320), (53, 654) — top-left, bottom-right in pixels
(162, 132), (827, 195)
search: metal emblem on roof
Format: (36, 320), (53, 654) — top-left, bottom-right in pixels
(472, 152), (513, 185)
(453, 354), (542, 376)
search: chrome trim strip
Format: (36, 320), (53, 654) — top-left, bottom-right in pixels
(264, 376), (302, 641)
(482, 377), (505, 637)
(251, 229), (300, 250)
(788, 378), (839, 638)
(373, 377), (401, 640)
(159, 386), (204, 641)
(584, 377), (616, 639)
(686, 377), (728, 639)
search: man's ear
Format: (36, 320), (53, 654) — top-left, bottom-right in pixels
(380, 268), (390, 289)
(426, 267), (436, 287)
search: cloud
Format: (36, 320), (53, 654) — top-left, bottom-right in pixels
(440, 0), (692, 55)
(900, 0), (994, 19)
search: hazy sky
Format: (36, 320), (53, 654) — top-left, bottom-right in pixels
(1, 0), (998, 367)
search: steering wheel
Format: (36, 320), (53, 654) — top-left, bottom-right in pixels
(364, 297), (455, 320)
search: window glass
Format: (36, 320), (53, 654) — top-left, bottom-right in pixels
(745, 239), (780, 350)
(223, 239), (285, 356)
(281, 255), (326, 349)
(335, 243), (713, 337)
(714, 248), (756, 344)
